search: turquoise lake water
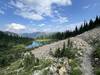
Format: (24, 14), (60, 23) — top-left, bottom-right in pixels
(26, 41), (48, 49)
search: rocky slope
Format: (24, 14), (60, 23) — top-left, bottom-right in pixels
(77, 27), (100, 43)
(31, 27), (100, 75)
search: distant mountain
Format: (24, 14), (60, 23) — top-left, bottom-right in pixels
(22, 32), (49, 38)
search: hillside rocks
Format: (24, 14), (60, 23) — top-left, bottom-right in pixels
(32, 37), (94, 75)
(32, 37), (92, 59)
(33, 58), (69, 75)
(77, 27), (100, 43)
(69, 38), (94, 75)
(31, 40), (67, 59)
(32, 27), (100, 75)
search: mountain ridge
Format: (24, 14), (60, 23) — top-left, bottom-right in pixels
(21, 32), (49, 38)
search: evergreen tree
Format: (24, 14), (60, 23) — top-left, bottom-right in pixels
(50, 16), (100, 40)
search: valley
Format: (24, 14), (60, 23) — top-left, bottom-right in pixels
(0, 17), (100, 75)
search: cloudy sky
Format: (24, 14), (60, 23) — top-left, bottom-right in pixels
(0, 0), (100, 33)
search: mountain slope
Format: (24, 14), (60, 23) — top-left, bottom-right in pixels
(1, 27), (100, 75)
(31, 27), (100, 75)
(32, 27), (100, 58)
(22, 32), (49, 38)
(77, 27), (100, 43)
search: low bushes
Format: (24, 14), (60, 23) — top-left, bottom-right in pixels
(54, 47), (75, 59)
(0, 52), (53, 75)
(92, 39), (100, 75)
(53, 39), (76, 59)
(53, 39), (82, 75)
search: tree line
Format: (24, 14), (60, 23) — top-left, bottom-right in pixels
(50, 16), (100, 40)
(0, 31), (33, 67)
(0, 31), (33, 46)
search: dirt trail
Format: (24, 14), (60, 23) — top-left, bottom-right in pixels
(81, 46), (94, 75)
(70, 38), (94, 75)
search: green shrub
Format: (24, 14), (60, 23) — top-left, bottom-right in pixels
(70, 68), (82, 75)
(54, 48), (61, 57)
(34, 59), (52, 70)
(54, 47), (75, 58)
(69, 59), (82, 75)
(22, 52), (35, 69)
(93, 43), (100, 75)
(94, 47), (100, 58)
(42, 69), (49, 75)
(94, 67), (100, 75)
(54, 41), (75, 59)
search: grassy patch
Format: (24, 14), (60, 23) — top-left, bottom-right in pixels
(0, 44), (30, 67)
(0, 52), (52, 75)
(53, 39), (82, 75)
(91, 39), (100, 75)
(53, 41), (77, 59)
(93, 47), (100, 75)
(69, 59), (82, 75)
(94, 67), (100, 75)
(54, 47), (76, 59)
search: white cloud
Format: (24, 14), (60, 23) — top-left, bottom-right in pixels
(0, 9), (4, 15)
(65, 22), (83, 31)
(47, 22), (83, 32)
(83, 5), (90, 9)
(10, 0), (72, 20)
(26, 27), (38, 32)
(5, 23), (39, 33)
(7, 23), (26, 30)
(38, 23), (45, 27)
(83, 3), (98, 9)
(53, 16), (68, 24)
(52, 10), (68, 24)
(15, 11), (43, 20)
(52, 0), (72, 6)
(43, 28), (51, 32)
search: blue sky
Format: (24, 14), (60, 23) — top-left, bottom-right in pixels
(0, 0), (100, 33)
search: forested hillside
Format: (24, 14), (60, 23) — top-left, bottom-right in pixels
(0, 31), (33, 67)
